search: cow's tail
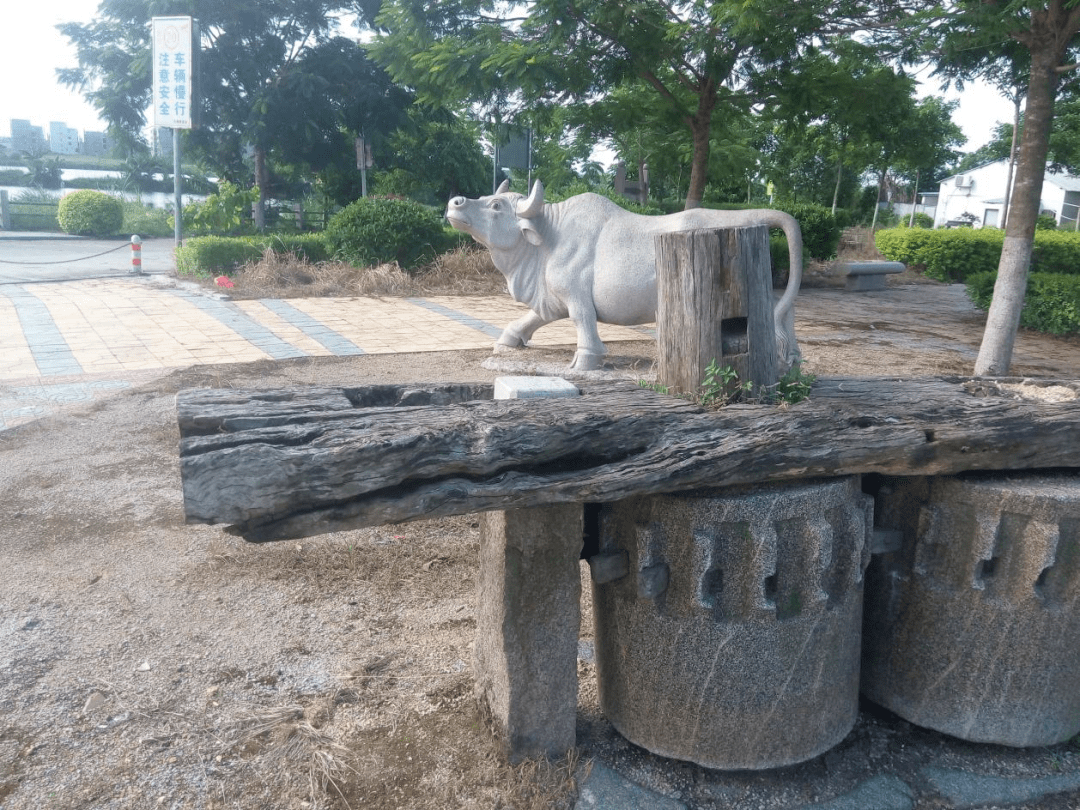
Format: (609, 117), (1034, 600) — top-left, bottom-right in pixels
(761, 210), (803, 371)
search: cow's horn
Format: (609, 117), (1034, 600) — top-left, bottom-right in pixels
(516, 180), (545, 219)
(496, 179), (510, 195)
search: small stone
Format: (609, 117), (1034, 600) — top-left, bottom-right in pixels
(82, 692), (107, 713)
(137, 661), (151, 672)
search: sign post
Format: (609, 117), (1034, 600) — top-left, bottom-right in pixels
(152, 16), (194, 249)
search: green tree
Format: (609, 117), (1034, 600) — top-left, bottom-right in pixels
(911, 1), (1080, 375)
(370, 1), (899, 210)
(957, 122), (1015, 172)
(23, 156), (64, 190)
(370, 109), (490, 204)
(59, 1), (407, 229)
(890, 96), (967, 209)
(763, 42), (920, 212)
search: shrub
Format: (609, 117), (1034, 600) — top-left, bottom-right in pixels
(1024, 274), (1080, 333)
(180, 181), (258, 235)
(176, 236), (263, 276)
(778, 203), (841, 260)
(121, 201), (172, 238)
(1030, 230), (1080, 276)
(965, 270), (997, 309)
(879, 226), (1080, 282)
(324, 197), (452, 270)
(897, 212), (934, 229)
(769, 233), (810, 287)
(57, 189), (124, 236)
(175, 234), (332, 276)
(876, 227), (1004, 282)
(700, 201), (841, 261)
(261, 233), (331, 263)
(967, 270), (1080, 334)
(1036, 213), (1059, 230)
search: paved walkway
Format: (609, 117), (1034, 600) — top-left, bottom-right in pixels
(0, 275), (650, 430)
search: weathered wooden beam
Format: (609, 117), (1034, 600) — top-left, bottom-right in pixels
(177, 377), (1080, 543)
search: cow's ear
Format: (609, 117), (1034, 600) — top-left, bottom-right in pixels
(519, 220), (543, 246)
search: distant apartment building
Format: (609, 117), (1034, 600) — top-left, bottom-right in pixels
(10, 119), (45, 154)
(49, 121), (80, 155)
(82, 130), (112, 157)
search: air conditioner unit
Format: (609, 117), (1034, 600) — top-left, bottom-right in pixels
(955, 176), (973, 189)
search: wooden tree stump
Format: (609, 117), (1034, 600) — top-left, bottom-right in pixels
(656, 225), (777, 398)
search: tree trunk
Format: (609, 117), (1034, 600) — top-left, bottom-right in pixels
(908, 169), (919, 227)
(683, 80), (717, 210)
(975, 41), (1063, 375)
(1001, 90), (1022, 229)
(870, 169), (885, 230)
(253, 146), (267, 232)
(831, 161), (843, 215)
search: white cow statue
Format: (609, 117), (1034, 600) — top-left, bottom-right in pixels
(446, 180), (803, 372)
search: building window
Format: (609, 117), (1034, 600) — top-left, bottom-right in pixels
(984, 208), (1000, 228)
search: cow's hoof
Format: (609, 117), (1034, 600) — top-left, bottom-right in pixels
(494, 333), (527, 350)
(569, 351), (604, 371)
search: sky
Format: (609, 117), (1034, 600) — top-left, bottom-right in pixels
(1, 0), (1017, 155)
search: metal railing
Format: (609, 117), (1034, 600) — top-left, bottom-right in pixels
(0, 192), (59, 231)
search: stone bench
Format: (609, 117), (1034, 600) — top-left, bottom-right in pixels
(840, 260), (905, 291)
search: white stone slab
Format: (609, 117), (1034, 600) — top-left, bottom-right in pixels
(494, 376), (580, 400)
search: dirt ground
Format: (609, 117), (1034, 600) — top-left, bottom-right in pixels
(2, 278), (1080, 810)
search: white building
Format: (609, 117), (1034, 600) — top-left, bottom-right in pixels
(49, 121), (80, 155)
(935, 158), (1080, 229)
(82, 131), (112, 157)
(10, 119), (45, 154)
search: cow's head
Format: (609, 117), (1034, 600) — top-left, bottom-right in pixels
(446, 180), (546, 251)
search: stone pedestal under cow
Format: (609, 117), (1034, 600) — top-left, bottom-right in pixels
(446, 180), (803, 372)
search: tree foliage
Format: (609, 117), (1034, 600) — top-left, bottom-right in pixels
(905, 1), (1080, 375)
(370, 1), (914, 210)
(59, 0), (412, 226)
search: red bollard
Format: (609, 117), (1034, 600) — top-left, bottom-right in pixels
(131, 234), (143, 275)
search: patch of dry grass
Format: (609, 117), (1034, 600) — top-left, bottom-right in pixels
(222, 703), (358, 809)
(214, 244), (507, 301)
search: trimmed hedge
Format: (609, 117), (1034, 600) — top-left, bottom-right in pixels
(875, 227), (1004, 282)
(1030, 230), (1080, 276)
(176, 234), (331, 276)
(57, 190), (124, 237)
(966, 271), (1080, 335)
(702, 201), (841, 261)
(324, 197), (453, 271)
(876, 227), (1080, 282)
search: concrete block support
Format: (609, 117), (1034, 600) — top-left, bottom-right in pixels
(474, 375), (583, 761)
(592, 476), (872, 769)
(475, 504), (584, 761)
(862, 473), (1080, 747)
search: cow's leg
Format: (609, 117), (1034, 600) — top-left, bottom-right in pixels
(495, 310), (549, 350)
(567, 303), (606, 371)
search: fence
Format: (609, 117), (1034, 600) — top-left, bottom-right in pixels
(0, 191), (59, 231)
